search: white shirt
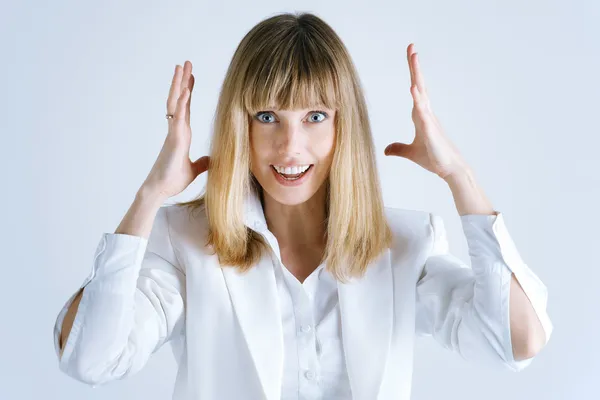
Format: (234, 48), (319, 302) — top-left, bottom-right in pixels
(274, 256), (352, 400)
(53, 189), (553, 400)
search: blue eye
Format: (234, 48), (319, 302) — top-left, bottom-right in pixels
(308, 111), (328, 122)
(255, 112), (276, 123)
(254, 111), (329, 124)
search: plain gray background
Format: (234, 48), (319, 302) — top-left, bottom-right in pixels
(1, 0), (598, 399)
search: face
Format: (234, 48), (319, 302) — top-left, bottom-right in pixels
(249, 107), (336, 205)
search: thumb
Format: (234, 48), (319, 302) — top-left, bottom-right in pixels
(192, 155), (210, 176)
(384, 142), (412, 158)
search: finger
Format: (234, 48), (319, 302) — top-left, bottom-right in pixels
(180, 61), (192, 97)
(410, 84), (423, 105)
(412, 52), (427, 95)
(384, 142), (412, 158)
(186, 73), (195, 125)
(175, 88), (190, 122)
(192, 155), (210, 175)
(407, 43), (416, 88)
(167, 64), (183, 115)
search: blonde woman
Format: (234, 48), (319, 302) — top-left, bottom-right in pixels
(54, 12), (553, 400)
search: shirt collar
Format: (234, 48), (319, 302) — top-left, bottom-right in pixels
(244, 187), (330, 280)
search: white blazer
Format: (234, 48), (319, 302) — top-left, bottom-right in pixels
(54, 188), (553, 400)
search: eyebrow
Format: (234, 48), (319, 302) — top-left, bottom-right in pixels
(256, 107), (333, 113)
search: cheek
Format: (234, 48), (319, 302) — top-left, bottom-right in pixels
(250, 136), (272, 163)
(249, 128), (265, 155)
(249, 123), (272, 148)
(314, 128), (336, 159)
(249, 130), (273, 174)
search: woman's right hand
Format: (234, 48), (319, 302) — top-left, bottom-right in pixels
(141, 61), (210, 200)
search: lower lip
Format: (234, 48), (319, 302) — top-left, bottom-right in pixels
(271, 165), (314, 186)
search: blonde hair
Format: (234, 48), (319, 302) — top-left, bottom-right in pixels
(174, 12), (393, 283)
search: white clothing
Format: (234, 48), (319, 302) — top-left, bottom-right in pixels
(53, 188), (553, 399)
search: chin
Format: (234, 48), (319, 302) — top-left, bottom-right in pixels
(263, 187), (318, 206)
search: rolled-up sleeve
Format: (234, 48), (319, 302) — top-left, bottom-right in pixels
(53, 206), (186, 386)
(415, 211), (553, 372)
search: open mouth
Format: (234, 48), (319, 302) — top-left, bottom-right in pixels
(271, 164), (313, 181)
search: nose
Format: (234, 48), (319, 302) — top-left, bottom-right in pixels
(277, 122), (304, 156)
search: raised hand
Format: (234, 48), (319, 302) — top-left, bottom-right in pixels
(141, 61), (210, 199)
(384, 43), (468, 180)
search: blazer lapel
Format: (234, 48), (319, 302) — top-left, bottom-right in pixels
(337, 250), (394, 400)
(223, 187), (394, 400)
(221, 250), (283, 400)
(222, 247), (394, 400)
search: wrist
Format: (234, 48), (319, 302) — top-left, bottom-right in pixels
(136, 185), (168, 208)
(442, 166), (475, 186)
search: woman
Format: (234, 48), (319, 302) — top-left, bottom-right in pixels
(54, 12), (553, 400)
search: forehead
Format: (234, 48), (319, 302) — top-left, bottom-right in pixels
(244, 79), (339, 116)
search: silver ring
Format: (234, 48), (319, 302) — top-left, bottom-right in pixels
(166, 114), (174, 119)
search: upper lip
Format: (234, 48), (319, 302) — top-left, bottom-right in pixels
(271, 163), (313, 167)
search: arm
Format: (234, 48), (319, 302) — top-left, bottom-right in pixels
(444, 167), (550, 359)
(385, 43), (552, 371)
(59, 188), (163, 357)
(415, 209), (553, 372)
(54, 189), (186, 386)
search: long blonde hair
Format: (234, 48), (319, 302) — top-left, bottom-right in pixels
(174, 12), (393, 283)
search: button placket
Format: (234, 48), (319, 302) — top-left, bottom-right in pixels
(291, 283), (320, 396)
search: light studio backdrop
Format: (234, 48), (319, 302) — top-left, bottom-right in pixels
(1, 1), (597, 399)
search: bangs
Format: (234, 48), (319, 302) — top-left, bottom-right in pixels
(242, 32), (340, 115)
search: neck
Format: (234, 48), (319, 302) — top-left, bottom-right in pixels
(261, 182), (328, 251)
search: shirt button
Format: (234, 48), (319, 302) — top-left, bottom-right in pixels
(301, 325), (312, 333)
(305, 370), (315, 380)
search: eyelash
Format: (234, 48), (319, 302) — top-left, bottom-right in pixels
(254, 110), (329, 124)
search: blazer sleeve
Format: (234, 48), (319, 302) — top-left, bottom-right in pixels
(53, 205), (186, 387)
(414, 211), (553, 372)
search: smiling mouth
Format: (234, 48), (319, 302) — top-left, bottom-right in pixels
(271, 165), (313, 180)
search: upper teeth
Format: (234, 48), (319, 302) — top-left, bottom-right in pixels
(273, 165), (311, 174)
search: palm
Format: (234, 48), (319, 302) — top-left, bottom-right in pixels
(143, 61), (209, 199)
(385, 43), (467, 180)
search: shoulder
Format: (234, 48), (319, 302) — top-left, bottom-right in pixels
(160, 202), (207, 226)
(161, 203), (434, 238)
(383, 206), (432, 239)
(158, 202), (210, 248)
(383, 206), (437, 261)
(159, 203), (436, 255)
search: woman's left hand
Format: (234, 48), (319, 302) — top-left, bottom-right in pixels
(384, 43), (469, 180)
